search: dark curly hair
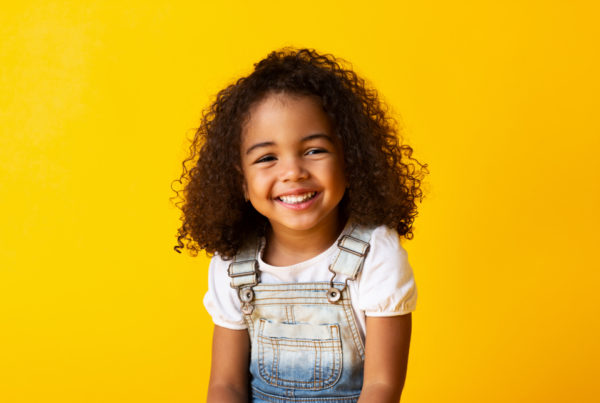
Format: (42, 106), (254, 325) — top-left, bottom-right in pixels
(172, 48), (427, 259)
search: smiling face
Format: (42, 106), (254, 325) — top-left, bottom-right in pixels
(240, 93), (347, 239)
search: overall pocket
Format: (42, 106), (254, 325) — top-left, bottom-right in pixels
(257, 319), (342, 390)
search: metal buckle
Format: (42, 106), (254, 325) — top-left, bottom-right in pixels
(228, 260), (259, 289)
(228, 260), (259, 315)
(227, 260), (259, 278)
(326, 264), (346, 304)
(337, 235), (370, 257)
(327, 287), (341, 303)
(241, 303), (254, 315)
(239, 287), (254, 303)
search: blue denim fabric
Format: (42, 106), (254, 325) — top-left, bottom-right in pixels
(244, 282), (364, 403)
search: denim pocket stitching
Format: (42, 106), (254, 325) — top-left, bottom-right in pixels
(257, 319), (342, 390)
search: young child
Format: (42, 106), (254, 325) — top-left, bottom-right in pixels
(174, 48), (427, 403)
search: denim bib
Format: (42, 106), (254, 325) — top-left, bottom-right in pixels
(228, 224), (373, 403)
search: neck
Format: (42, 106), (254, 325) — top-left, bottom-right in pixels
(263, 214), (346, 267)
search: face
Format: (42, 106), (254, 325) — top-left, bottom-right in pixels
(240, 93), (346, 238)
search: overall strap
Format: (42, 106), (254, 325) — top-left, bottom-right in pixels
(330, 224), (374, 280)
(227, 239), (260, 288)
(227, 237), (261, 314)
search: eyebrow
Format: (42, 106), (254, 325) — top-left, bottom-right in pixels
(245, 133), (333, 155)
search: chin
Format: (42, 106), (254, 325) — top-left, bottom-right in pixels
(275, 216), (330, 233)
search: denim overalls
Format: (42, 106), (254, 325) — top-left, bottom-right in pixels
(227, 224), (374, 403)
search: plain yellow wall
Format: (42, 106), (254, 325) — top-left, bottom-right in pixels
(1, 1), (599, 402)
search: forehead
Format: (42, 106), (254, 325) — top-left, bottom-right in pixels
(241, 93), (332, 144)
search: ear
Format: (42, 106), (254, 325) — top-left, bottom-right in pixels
(242, 181), (249, 201)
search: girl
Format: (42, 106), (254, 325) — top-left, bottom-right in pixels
(173, 48), (427, 403)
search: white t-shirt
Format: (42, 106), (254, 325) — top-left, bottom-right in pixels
(203, 223), (417, 341)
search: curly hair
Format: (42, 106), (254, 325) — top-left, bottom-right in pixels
(172, 48), (427, 259)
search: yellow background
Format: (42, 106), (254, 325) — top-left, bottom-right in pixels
(1, 1), (599, 402)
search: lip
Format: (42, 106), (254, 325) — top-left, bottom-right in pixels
(274, 191), (321, 211)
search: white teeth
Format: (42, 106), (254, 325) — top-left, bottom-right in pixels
(278, 192), (316, 204)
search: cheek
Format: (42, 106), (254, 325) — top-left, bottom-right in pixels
(243, 170), (266, 197)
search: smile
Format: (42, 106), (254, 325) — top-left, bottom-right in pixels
(277, 191), (317, 205)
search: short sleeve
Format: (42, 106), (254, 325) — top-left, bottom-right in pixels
(203, 255), (247, 330)
(356, 226), (417, 316)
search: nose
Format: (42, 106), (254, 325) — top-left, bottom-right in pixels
(279, 156), (308, 182)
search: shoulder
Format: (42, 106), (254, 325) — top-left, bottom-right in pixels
(208, 252), (232, 270)
(206, 253), (236, 297)
(370, 225), (406, 251)
(207, 253), (233, 285)
(355, 224), (417, 315)
(365, 224), (408, 265)
(204, 254), (247, 330)
(344, 222), (408, 272)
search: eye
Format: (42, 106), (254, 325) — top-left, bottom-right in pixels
(254, 155), (276, 164)
(305, 148), (328, 156)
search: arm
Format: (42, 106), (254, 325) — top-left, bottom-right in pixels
(358, 313), (412, 403)
(206, 325), (250, 403)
